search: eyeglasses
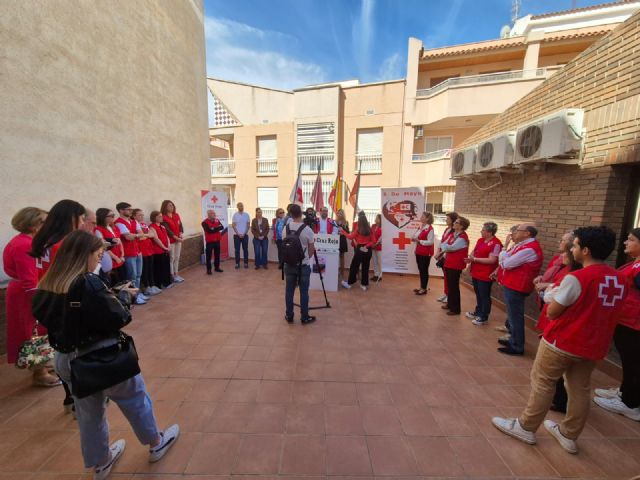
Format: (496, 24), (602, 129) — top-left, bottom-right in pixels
(106, 214), (115, 217)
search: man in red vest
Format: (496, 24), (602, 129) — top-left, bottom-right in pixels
(313, 207), (335, 235)
(201, 209), (224, 275)
(496, 223), (543, 355)
(115, 202), (147, 305)
(492, 226), (626, 454)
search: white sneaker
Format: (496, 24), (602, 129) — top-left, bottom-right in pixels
(491, 417), (536, 445)
(436, 294), (447, 303)
(149, 424), (180, 463)
(139, 293), (150, 301)
(494, 325), (509, 333)
(151, 286), (162, 295)
(144, 288), (159, 296)
(593, 395), (640, 421)
(135, 296), (147, 305)
(465, 311), (477, 319)
(594, 386), (621, 399)
(543, 420), (578, 454)
(499, 334), (511, 342)
(173, 275), (185, 283)
(341, 281), (351, 289)
(360, 285), (368, 291)
(472, 318), (488, 326)
(94, 439), (125, 480)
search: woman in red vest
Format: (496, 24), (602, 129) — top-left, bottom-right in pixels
(161, 200), (184, 283)
(593, 227), (640, 421)
(339, 212), (375, 291)
(133, 209), (161, 296)
(95, 208), (125, 284)
(370, 214), (383, 282)
(437, 216), (469, 315)
(412, 212), (435, 295)
(436, 212), (458, 303)
(149, 211), (173, 289)
(465, 222), (502, 325)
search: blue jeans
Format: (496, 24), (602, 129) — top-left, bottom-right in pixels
(284, 264), (311, 319)
(472, 278), (493, 322)
(124, 255), (143, 288)
(504, 286), (528, 353)
(253, 237), (269, 266)
(234, 235), (249, 265)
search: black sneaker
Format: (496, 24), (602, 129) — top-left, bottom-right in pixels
(215, 268), (224, 273)
(301, 316), (316, 325)
(206, 270), (212, 275)
(255, 265), (261, 270)
(284, 315), (294, 324)
(244, 263), (249, 269)
(235, 264), (240, 269)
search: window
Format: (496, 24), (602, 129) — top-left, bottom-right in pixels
(257, 187), (278, 220)
(297, 122), (335, 173)
(357, 187), (381, 224)
(356, 128), (383, 172)
(425, 186), (455, 214)
(257, 136), (278, 174)
(425, 136), (453, 154)
(302, 178), (333, 209)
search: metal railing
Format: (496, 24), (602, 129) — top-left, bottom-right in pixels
(258, 208), (277, 221)
(412, 149), (452, 163)
(256, 157), (278, 175)
(299, 153), (335, 173)
(360, 209), (379, 225)
(210, 158), (236, 177)
(356, 152), (382, 172)
(416, 68), (548, 98)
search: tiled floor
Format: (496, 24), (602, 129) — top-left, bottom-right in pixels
(1, 263), (639, 479)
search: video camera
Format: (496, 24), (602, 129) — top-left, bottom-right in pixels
(303, 208), (317, 228)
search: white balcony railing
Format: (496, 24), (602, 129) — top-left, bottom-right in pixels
(257, 208), (277, 221)
(256, 157), (278, 175)
(416, 68), (549, 98)
(356, 152), (382, 173)
(299, 153), (334, 173)
(412, 149), (452, 163)
(210, 158), (235, 177)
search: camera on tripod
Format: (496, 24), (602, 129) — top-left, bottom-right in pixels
(303, 208), (317, 228)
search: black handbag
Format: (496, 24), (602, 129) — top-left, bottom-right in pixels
(436, 257), (445, 269)
(67, 275), (140, 398)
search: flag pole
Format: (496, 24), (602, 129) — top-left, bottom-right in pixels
(352, 159), (362, 224)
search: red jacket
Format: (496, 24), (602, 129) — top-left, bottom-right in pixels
(162, 213), (182, 244)
(415, 225), (434, 257)
(444, 232), (469, 271)
(498, 240), (544, 294)
(138, 223), (154, 257)
(96, 226), (124, 267)
(149, 223), (169, 255)
(344, 228), (375, 247)
(202, 218), (223, 243)
(618, 260), (640, 330)
(114, 217), (140, 257)
(543, 264), (627, 360)
(313, 218), (335, 234)
(470, 236), (502, 282)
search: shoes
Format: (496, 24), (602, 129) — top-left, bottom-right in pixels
(301, 316), (316, 325)
(370, 276), (378, 282)
(32, 372), (62, 388)
(544, 420), (578, 454)
(491, 417), (536, 445)
(215, 268), (224, 273)
(341, 281), (351, 289)
(436, 294), (447, 303)
(149, 424), (180, 463)
(94, 439), (126, 480)
(139, 293), (150, 301)
(415, 289), (427, 295)
(255, 265), (261, 270)
(499, 334), (511, 342)
(594, 386), (621, 399)
(498, 346), (523, 356)
(206, 270), (212, 275)
(173, 275), (185, 283)
(472, 318), (488, 326)
(498, 338), (510, 347)
(593, 395), (640, 421)
(148, 286), (161, 295)
(360, 285), (368, 291)
(135, 296), (147, 305)
(244, 263), (249, 269)
(446, 311), (460, 316)
(235, 264), (240, 269)
(494, 325), (509, 333)
(465, 311), (477, 319)
(284, 315), (294, 324)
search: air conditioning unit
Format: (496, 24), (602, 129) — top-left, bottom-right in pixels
(476, 132), (516, 173)
(514, 108), (584, 165)
(451, 146), (476, 178)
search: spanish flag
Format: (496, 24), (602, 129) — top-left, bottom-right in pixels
(328, 176), (343, 212)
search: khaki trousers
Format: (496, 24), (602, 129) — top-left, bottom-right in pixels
(519, 340), (595, 440)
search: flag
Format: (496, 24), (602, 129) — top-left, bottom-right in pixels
(328, 176), (343, 212)
(348, 171), (361, 209)
(310, 168), (324, 211)
(289, 170), (303, 205)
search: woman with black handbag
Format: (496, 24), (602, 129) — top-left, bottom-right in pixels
(32, 230), (179, 480)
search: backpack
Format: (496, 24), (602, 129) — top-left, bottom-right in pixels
(282, 224), (308, 267)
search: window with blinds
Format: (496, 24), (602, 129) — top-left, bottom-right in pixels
(357, 187), (381, 223)
(356, 128), (383, 154)
(425, 136), (453, 153)
(257, 136), (277, 159)
(257, 187), (278, 208)
(296, 122), (335, 154)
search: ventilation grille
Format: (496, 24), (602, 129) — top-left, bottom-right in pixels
(479, 142), (494, 168)
(453, 152), (465, 173)
(517, 125), (543, 159)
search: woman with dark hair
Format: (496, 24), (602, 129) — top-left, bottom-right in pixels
(133, 209), (160, 296)
(149, 211), (173, 289)
(335, 209), (350, 282)
(3, 207), (59, 386)
(593, 227), (640, 421)
(32, 230), (179, 479)
(339, 211), (375, 291)
(161, 200), (184, 283)
(95, 208), (125, 284)
(412, 212), (435, 295)
(437, 216), (469, 315)
(251, 207), (270, 269)
(30, 199), (86, 279)
(436, 211), (458, 303)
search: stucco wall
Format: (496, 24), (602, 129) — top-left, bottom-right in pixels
(0, 0), (210, 283)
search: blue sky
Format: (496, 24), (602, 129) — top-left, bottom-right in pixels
(203, 0), (609, 91)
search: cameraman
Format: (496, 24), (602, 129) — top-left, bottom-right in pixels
(303, 207), (318, 229)
(283, 204), (316, 324)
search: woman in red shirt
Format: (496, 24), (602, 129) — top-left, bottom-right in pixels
(133, 209), (161, 296)
(339, 212), (375, 291)
(436, 212), (458, 303)
(149, 210), (173, 289)
(95, 208), (125, 284)
(371, 214), (383, 282)
(161, 200), (184, 283)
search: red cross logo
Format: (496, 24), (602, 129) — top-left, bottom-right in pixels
(211, 195), (218, 203)
(392, 232), (412, 250)
(598, 275), (625, 307)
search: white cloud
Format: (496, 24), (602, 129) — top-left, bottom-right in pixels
(422, 0), (464, 49)
(377, 52), (403, 81)
(352, 0), (376, 79)
(204, 16), (327, 91)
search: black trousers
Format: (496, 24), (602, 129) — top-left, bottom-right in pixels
(416, 254), (431, 290)
(614, 324), (640, 408)
(141, 255), (154, 289)
(348, 246), (372, 286)
(276, 239), (283, 267)
(444, 268), (462, 313)
(152, 252), (172, 288)
(205, 241), (221, 272)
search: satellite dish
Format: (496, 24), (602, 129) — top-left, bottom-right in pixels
(500, 25), (511, 38)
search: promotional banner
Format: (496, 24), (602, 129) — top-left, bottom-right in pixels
(310, 233), (340, 292)
(381, 188), (424, 274)
(200, 190), (229, 261)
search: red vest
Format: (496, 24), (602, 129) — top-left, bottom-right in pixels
(203, 218), (222, 243)
(618, 260), (640, 330)
(498, 239), (543, 293)
(470, 236), (503, 282)
(444, 231), (469, 271)
(36, 240), (63, 280)
(96, 226), (124, 267)
(535, 268), (571, 333)
(149, 223), (169, 255)
(163, 213), (182, 244)
(415, 225), (434, 257)
(313, 218), (334, 234)
(138, 223), (153, 257)
(543, 264), (627, 360)
(114, 217), (140, 257)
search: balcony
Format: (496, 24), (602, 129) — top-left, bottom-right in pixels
(299, 153), (334, 174)
(258, 207), (278, 220)
(412, 149), (451, 163)
(355, 152), (382, 173)
(210, 158), (235, 177)
(256, 157), (278, 176)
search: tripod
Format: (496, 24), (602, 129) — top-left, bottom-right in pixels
(293, 250), (331, 310)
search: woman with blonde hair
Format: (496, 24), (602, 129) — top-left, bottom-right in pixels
(161, 200), (184, 283)
(412, 211), (435, 295)
(334, 209), (350, 282)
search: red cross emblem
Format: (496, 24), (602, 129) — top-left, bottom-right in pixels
(598, 275), (624, 307)
(392, 232), (412, 250)
(211, 195), (218, 203)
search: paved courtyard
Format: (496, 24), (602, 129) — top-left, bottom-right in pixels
(0, 262), (639, 479)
